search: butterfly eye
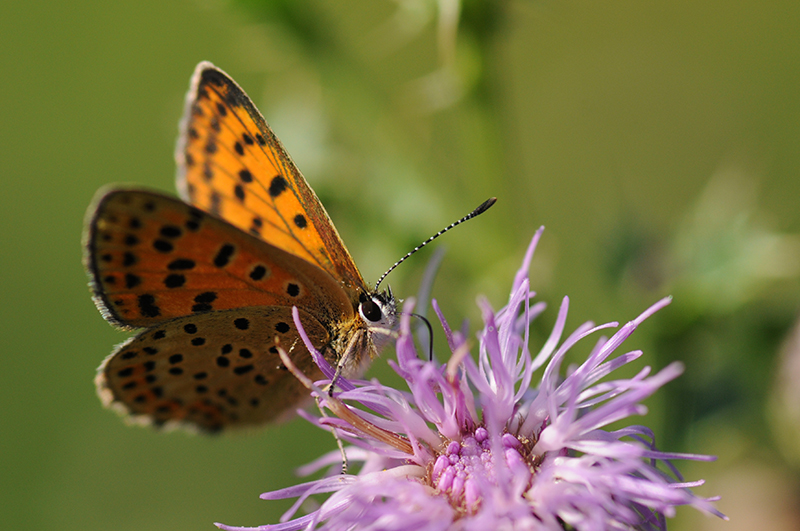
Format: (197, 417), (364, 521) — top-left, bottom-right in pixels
(359, 298), (383, 323)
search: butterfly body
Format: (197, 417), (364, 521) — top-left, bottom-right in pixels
(86, 63), (396, 432)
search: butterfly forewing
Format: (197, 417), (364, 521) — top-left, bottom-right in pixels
(176, 62), (366, 293)
(97, 307), (330, 431)
(86, 189), (353, 329)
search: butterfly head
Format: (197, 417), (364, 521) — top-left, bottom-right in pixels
(357, 287), (397, 351)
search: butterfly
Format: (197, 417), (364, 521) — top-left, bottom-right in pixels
(84, 62), (397, 432)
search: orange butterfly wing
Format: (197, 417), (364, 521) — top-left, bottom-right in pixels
(175, 62), (366, 295)
(85, 189), (353, 329)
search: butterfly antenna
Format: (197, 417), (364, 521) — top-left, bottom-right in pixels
(374, 197), (497, 291)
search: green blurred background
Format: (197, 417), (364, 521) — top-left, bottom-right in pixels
(2, 0), (800, 528)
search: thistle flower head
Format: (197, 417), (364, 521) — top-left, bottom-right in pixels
(218, 228), (725, 531)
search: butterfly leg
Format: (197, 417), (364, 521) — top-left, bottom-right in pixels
(314, 394), (349, 474)
(328, 359), (348, 398)
(328, 328), (368, 397)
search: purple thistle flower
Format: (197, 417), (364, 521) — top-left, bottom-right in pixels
(217, 228), (726, 531)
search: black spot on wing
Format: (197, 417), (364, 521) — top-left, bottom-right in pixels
(138, 294), (160, 318)
(269, 176), (287, 197)
(213, 244), (235, 267)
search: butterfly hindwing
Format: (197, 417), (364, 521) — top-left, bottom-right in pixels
(85, 188), (353, 329)
(96, 306), (331, 431)
(175, 62), (366, 293)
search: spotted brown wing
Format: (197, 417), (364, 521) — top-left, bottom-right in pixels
(96, 306), (330, 431)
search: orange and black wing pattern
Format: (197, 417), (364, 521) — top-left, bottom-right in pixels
(175, 62), (366, 293)
(85, 189), (352, 330)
